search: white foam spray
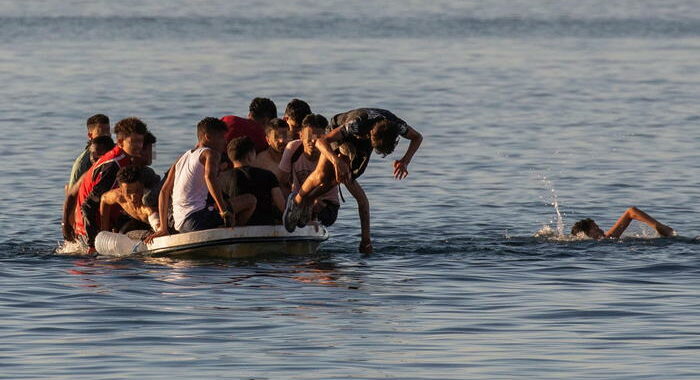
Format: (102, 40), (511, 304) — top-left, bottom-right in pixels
(538, 175), (566, 238)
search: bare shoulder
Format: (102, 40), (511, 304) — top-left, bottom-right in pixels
(101, 188), (121, 204)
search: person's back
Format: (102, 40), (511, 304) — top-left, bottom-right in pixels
(172, 147), (211, 231)
(222, 97), (278, 153)
(234, 166), (281, 225)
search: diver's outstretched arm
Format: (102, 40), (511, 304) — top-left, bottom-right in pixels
(605, 207), (674, 238)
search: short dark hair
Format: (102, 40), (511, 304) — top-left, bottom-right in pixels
(227, 136), (256, 161)
(197, 117), (227, 139)
(116, 166), (142, 185)
(86, 114), (109, 129)
(249, 97), (277, 122)
(114, 117), (148, 139)
(370, 119), (400, 156)
(144, 131), (157, 145)
(301, 113), (328, 131)
(265, 118), (289, 136)
(284, 99), (311, 126)
(90, 135), (115, 151)
(571, 218), (595, 236)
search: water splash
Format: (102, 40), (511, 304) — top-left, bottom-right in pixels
(539, 175), (566, 237)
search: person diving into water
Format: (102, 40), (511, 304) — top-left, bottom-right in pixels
(571, 207), (674, 239)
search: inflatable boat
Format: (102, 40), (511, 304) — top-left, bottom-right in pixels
(95, 224), (329, 259)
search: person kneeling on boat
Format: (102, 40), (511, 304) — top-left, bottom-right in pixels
(571, 207), (674, 239)
(225, 136), (286, 225)
(99, 166), (159, 234)
(283, 108), (423, 253)
(279, 114), (340, 228)
(147, 118), (254, 242)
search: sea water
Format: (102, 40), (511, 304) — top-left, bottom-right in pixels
(1, 1), (700, 378)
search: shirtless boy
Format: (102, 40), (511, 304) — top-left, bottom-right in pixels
(62, 117), (148, 252)
(279, 114), (340, 227)
(571, 207), (674, 239)
(100, 166), (159, 233)
(283, 108), (423, 253)
(253, 118), (290, 194)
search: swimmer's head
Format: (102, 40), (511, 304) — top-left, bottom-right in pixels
(370, 119), (401, 157)
(571, 218), (605, 239)
(88, 135), (115, 163)
(116, 166), (144, 206)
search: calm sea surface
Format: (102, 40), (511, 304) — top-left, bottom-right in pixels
(1, 1), (700, 378)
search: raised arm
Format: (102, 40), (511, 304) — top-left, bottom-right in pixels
(605, 207), (674, 239)
(393, 126), (423, 180)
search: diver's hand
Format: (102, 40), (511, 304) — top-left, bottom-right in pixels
(62, 222), (75, 242)
(144, 227), (169, 244)
(393, 159), (409, 180)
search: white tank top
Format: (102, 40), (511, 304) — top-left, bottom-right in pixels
(172, 147), (210, 231)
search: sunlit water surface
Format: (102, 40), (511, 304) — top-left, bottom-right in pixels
(1, 1), (699, 378)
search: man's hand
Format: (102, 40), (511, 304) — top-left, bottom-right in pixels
(62, 222), (75, 242)
(393, 159), (409, 180)
(144, 227), (169, 244)
(359, 238), (373, 254)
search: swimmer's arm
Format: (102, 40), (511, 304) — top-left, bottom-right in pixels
(344, 180), (372, 254)
(99, 190), (119, 232)
(605, 207), (674, 238)
(202, 149), (232, 226)
(393, 126), (423, 180)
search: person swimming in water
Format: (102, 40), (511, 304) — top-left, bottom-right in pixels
(571, 207), (674, 239)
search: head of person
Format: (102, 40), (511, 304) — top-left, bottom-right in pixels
(283, 99), (311, 138)
(264, 118), (289, 153)
(88, 135), (116, 163)
(370, 119), (401, 157)
(248, 97), (277, 124)
(135, 132), (157, 166)
(571, 218), (605, 239)
(197, 117), (228, 153)
(300, 113), (328, 158)
(114, 117), (148, 158)
(227, 136), (256, 165)
(116, 166), (144, 207)
(86, 113), (110, 139)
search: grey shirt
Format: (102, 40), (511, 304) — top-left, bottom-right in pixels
(68, 149), (92, 187)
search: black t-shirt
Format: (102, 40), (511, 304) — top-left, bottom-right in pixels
(234, 166), (281, 225)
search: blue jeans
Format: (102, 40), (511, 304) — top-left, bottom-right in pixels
(178, 206), (223, 233)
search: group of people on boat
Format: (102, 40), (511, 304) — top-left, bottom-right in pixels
(61, 98), (423, 254)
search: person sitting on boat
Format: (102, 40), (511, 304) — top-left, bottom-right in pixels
(283, 108), (423, 253)
(222, 97), (277, 153)
(99, 166), (159, 234)
(62, 117), (148, 253)
(253, 118), (290, 195)
(227, 136), (286, 226)
(283, 98), (311, 140)
(279, 113), (340, 228)
(67, 114), (111, 189)
(149, 117), (233, 237)
(134, 131), (162, 210)
(571, 207), (675, 239)
(86, 135), (116, 165)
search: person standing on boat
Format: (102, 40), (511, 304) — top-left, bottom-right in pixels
(67, 114), (111, 189)
(279, 113), (341, 228)
(282, 108), (423, 253)
(147, 118), (255, 242)
(253, 118), (290, 195)
(62, 117), (148, 253)
(222, 97), (277, 153)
